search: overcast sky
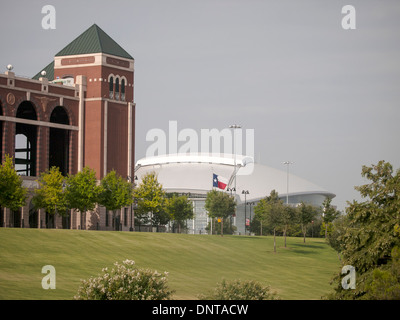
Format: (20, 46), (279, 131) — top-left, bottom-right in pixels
(1, 0), (399, 211)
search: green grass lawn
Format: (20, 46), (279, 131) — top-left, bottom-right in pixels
(0, 228), (340, 300)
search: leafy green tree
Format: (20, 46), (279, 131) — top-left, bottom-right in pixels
(166, 195), (193, 233)
(363, 246), (400, 299)
(321, 197), (340, 238)
(204, 189), (236, 236)
(0, 154), (27, 212)
(98, 170), (134, 230)
(281, 205), (296, 247)
(254, 190), (284, 252)
(328, 161), (400, 299)
(325, 215), (349, 262)
(65, 166), (101, 230)
(134, 172), (167, 231)
(32, 166), (68, 218)
(296, 202), (320, 243)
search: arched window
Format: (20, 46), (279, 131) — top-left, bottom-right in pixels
(121, 79), (126, 101)
(115, 78), (120, 100)
(49, 106), (70, 176)
(15, 101), (37, 176)
(109, 76), (114, 99)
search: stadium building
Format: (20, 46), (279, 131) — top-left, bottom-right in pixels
(135, 154), (336, 235)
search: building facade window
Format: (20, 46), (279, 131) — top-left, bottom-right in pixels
(108, 74), (127, 101)
(115, 78), (120, 100)
(121, 79), (125, 101)
(109, 77), (114, 99)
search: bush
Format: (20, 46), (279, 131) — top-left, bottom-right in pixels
(199, 279), (280, 300)
(74, 259), (174, 300)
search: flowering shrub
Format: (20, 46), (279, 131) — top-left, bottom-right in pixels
(74, 259), (174, 300)
(199, 279), (280, 300)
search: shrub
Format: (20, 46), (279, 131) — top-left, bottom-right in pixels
(74, 259), (174, 300)
(199, 279), (280, 300)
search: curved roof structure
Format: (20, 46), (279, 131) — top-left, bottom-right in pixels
(135, 154), (335, 204)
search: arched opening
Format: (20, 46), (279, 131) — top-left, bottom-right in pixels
(49, 106), (70, 176)
(46, 211), (55, 228)
(15, 101), (37, 176)
(10, 208), (21, 228)
(29, 200), (38, 228)
(61, 210), (71, 229)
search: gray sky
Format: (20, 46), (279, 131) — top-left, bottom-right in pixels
(1, 0), (399, 211)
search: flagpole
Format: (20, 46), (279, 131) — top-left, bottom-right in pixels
(229, 124), (241, 229)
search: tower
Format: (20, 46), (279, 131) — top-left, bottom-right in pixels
(1, 24), (136, 230)
(36, 24), (136, 179)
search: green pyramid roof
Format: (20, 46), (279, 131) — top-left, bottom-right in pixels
(55, 24), (133, 60)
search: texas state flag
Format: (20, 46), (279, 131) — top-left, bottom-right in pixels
(213, 173), (228, 190)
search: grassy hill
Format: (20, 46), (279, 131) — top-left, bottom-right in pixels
(0, 228), (340, 300)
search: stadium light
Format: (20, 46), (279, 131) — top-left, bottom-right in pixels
(283, 161), (294, 205)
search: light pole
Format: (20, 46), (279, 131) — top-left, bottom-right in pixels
(283, 161), (293, 205)
(127, 175), (138, 231)
(229, 124), (241, 193)
(247, 201), (255, 234)
(242, 190), (249, 235)
(227, 187), (235, 231)
(229, 124), (241, 229)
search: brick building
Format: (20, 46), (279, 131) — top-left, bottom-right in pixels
(0, 24), (136, 230)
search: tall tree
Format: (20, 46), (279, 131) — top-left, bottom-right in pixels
(329, 161), (400, 299)
(0, 154), (27, 213)
(98, 170), (134, 230)
(281, 205), (296, 247)
(134, 172), (167, 231)
(322, 197), (340, 238)
(205, 189), (236, 236)
(32, 166), (68, 218)
(166, 195), (193, 233)
(254, 190), (284, 252)
(296, 202), (320, 243)
(65, 166), (100, 230)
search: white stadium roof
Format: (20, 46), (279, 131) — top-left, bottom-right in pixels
(135, 154), (335, 203)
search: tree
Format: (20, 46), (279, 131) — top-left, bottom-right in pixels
(254, 190), (284, 252)
(32, 166), (68, 221)
(204, 189), (236, 236)
(166, 195), (193, 233)
(0, 154), (27, 212)
(296, 202), (320, 243)
(98, 170), (134, 231)
(321, 197), (340, 238)
(134, 172), (167, 231)
(281, 205), (296, 247)
(65, 166), (100, 230)
(328, 161), (400, 299)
